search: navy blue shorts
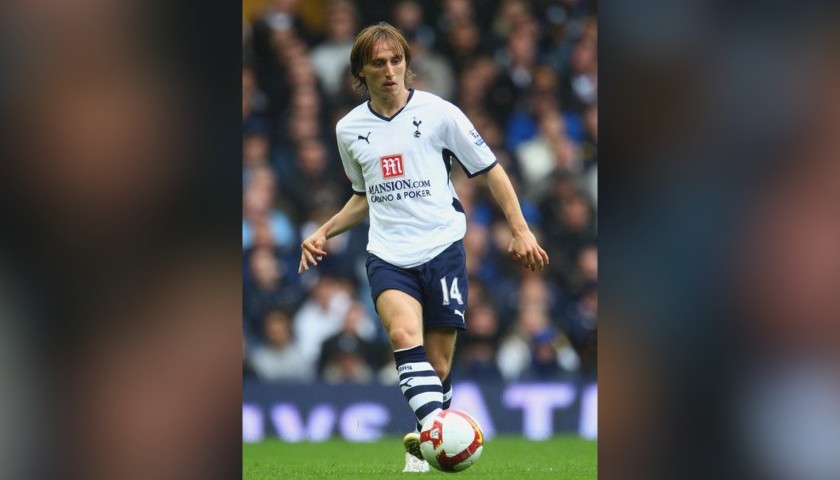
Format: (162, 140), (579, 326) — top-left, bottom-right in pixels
(366, 241), (468, 331)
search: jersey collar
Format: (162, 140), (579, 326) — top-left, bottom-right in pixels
(367, 89), (415, 122)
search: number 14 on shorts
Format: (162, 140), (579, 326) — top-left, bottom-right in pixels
(440, 276), (463, 305)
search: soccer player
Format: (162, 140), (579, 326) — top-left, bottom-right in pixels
(298, 22), (549, 472)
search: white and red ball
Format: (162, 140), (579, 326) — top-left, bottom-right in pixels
(419, 409), (484, 472)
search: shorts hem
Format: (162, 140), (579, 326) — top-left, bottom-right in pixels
(371, 285), (424, 312)
(424, 323), (467, 331)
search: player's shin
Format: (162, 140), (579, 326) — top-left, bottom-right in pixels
(394, 345), (443, 431)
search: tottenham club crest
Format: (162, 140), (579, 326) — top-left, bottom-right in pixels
(413, 117), (422, 138)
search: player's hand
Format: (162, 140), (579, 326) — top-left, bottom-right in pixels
(299, 230), (328, 273)
(508, 230), (549, 272)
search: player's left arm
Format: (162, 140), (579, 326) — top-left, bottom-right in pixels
(484, 164), (550, 272)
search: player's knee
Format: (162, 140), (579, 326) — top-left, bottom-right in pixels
(387, 324), (422, 350)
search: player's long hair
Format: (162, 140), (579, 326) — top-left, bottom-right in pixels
(349, 22), (416, 95)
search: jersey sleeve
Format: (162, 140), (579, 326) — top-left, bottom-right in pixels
(336, 126), (366, 195)
(441, 101), (497, 177)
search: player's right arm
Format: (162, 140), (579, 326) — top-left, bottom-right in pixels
(298, 194), (369, 273)
(301, 116), (368, 272)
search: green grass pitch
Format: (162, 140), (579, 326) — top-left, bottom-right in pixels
(243, 436), (597, 479)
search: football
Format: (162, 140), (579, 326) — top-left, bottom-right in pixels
(419, 409), (484, 472)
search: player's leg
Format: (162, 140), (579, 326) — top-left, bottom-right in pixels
(376, 289), (438, 472)
(377, 289), (444, 428)
(367, 256), (435, 471)
(442, 373), (452, 410)
(422, 240), (469, 413)
(424, 327), (457, 409)
(377, 288), (424, 350)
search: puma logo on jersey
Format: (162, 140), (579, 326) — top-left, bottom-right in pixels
(453, 309), (465, 320)
(413, 117), (422, 138)
(357, 132), (371, 144)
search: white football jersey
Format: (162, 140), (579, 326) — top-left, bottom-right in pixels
(336, 89), (497, 268)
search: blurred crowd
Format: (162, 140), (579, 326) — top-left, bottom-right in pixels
(242, 0), (597, 385)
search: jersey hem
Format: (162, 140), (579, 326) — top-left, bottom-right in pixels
(367, 238), (461, 269)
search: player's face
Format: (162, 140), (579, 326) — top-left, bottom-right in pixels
(360, 41), (407, 100)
